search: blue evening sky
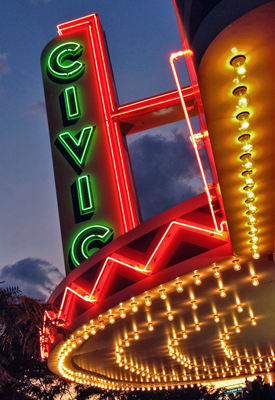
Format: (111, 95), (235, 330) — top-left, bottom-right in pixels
(0, 0), (202, 296)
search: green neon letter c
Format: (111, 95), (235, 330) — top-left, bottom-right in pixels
(47, 41), (85, 82)
(71, 225), (114, 268)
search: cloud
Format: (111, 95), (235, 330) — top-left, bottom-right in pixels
(0, 258), (64, 300)
(0, 53), (10, 78)
(128, 127), (205, 221)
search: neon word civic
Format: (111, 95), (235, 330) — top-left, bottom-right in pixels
(47, 41), (113, 268)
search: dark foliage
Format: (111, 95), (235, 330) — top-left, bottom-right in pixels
(0, 283), (71, 399)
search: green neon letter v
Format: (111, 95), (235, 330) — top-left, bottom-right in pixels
(56, 126), (95, 172)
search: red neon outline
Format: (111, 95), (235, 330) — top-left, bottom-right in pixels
(41, 218), (226, 357)
(94, 16), (116, 113)
(57, 14), (97, 35)
(112, 87), (195, 118)
(58, 15), (139, 233)
(41, 219), (226, 357)
(114, 122), (136, 227)
(88, 23), (129, 232)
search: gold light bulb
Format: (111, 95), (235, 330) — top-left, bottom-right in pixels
(175, 279), (184, 293)
(237, 304), (243, 313)
(240, 153), (253, 169)
(251, 276), (259, 286)
(233, 86), (249, 108)
(148, 322), (154, 331)
(193, 274), (202, 286)
(237, 112), (250, 131)
(144, 293), (152, 307)
(230, 55), (247, 82)
(233, 259), (241, 271)
(191, 300), (198, 310)
(167, 312), (174, 321)
(238, 133), (253, 152)
(131, 298), (138, 313)
(212, 265), (220, 278)
(214, 314), (220, 323)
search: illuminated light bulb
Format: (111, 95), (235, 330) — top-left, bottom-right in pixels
(144, 293), (152, 307)
(237, 304), (243, 313)
(119, 304), (126, 319)
(212, 266), (220, 278)
(98, 316), (105, 330)
(246, 204), (258, 215)
(245, 190), (255, 202)
(83, 331), (89, 340)
(251, 276), (259, 286)
(233, 86), (249, 108)
(134, 331), (139, 340)
(175, 279), (184, 293)
(174, 338), (178, 346)
(233, 259), (241, 271)
(193, 274), (202, 286)
(251, 317), (257, 326)
(235, 325), (241, 333)
(240, 153), (254, 170)
(195, 323), (201, 331)
(238, 134), (253, 153)
(247, 215), (257, 225)
(248, 227), (258, 236)
(131, 298), (138, 313)
(125, 339), (130, 347)
(252, 251), (260, 259)
(182, 331), (188, 339)
(119, 346), (124, 353)
(225, 333), (230, 340)
(230, 54), (247, 82)
(148, 322), (154, 331)
(159, 288), (167, 300)
(219, 288), (226, 298)
(251, 244), (259, 252)
(167, 312), (174, 321)
(237, 111), (250, 131)
(242, 170), (254, 188)
(214, 314), (220, 323)
(191, 300), (198, 310)
(259, 358), (263, 362)
(108, 311), (115, 324)
(250, 236), (259, 243)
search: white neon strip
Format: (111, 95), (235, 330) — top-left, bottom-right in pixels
(170, 52), (219, 231)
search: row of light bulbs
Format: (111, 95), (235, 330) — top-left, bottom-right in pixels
(230, 51), (260, 260)
(55, 258), (262, 387)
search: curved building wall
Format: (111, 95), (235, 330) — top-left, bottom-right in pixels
(173, 0), (273, 69)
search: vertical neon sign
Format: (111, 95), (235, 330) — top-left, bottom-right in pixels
(41, 14), (140, 274)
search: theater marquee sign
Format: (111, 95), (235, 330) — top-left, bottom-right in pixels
(41, 15), (140, 274)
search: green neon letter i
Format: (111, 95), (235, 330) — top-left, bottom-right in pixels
(77, 175), (95, 215)
(64, 86), (81, 120)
